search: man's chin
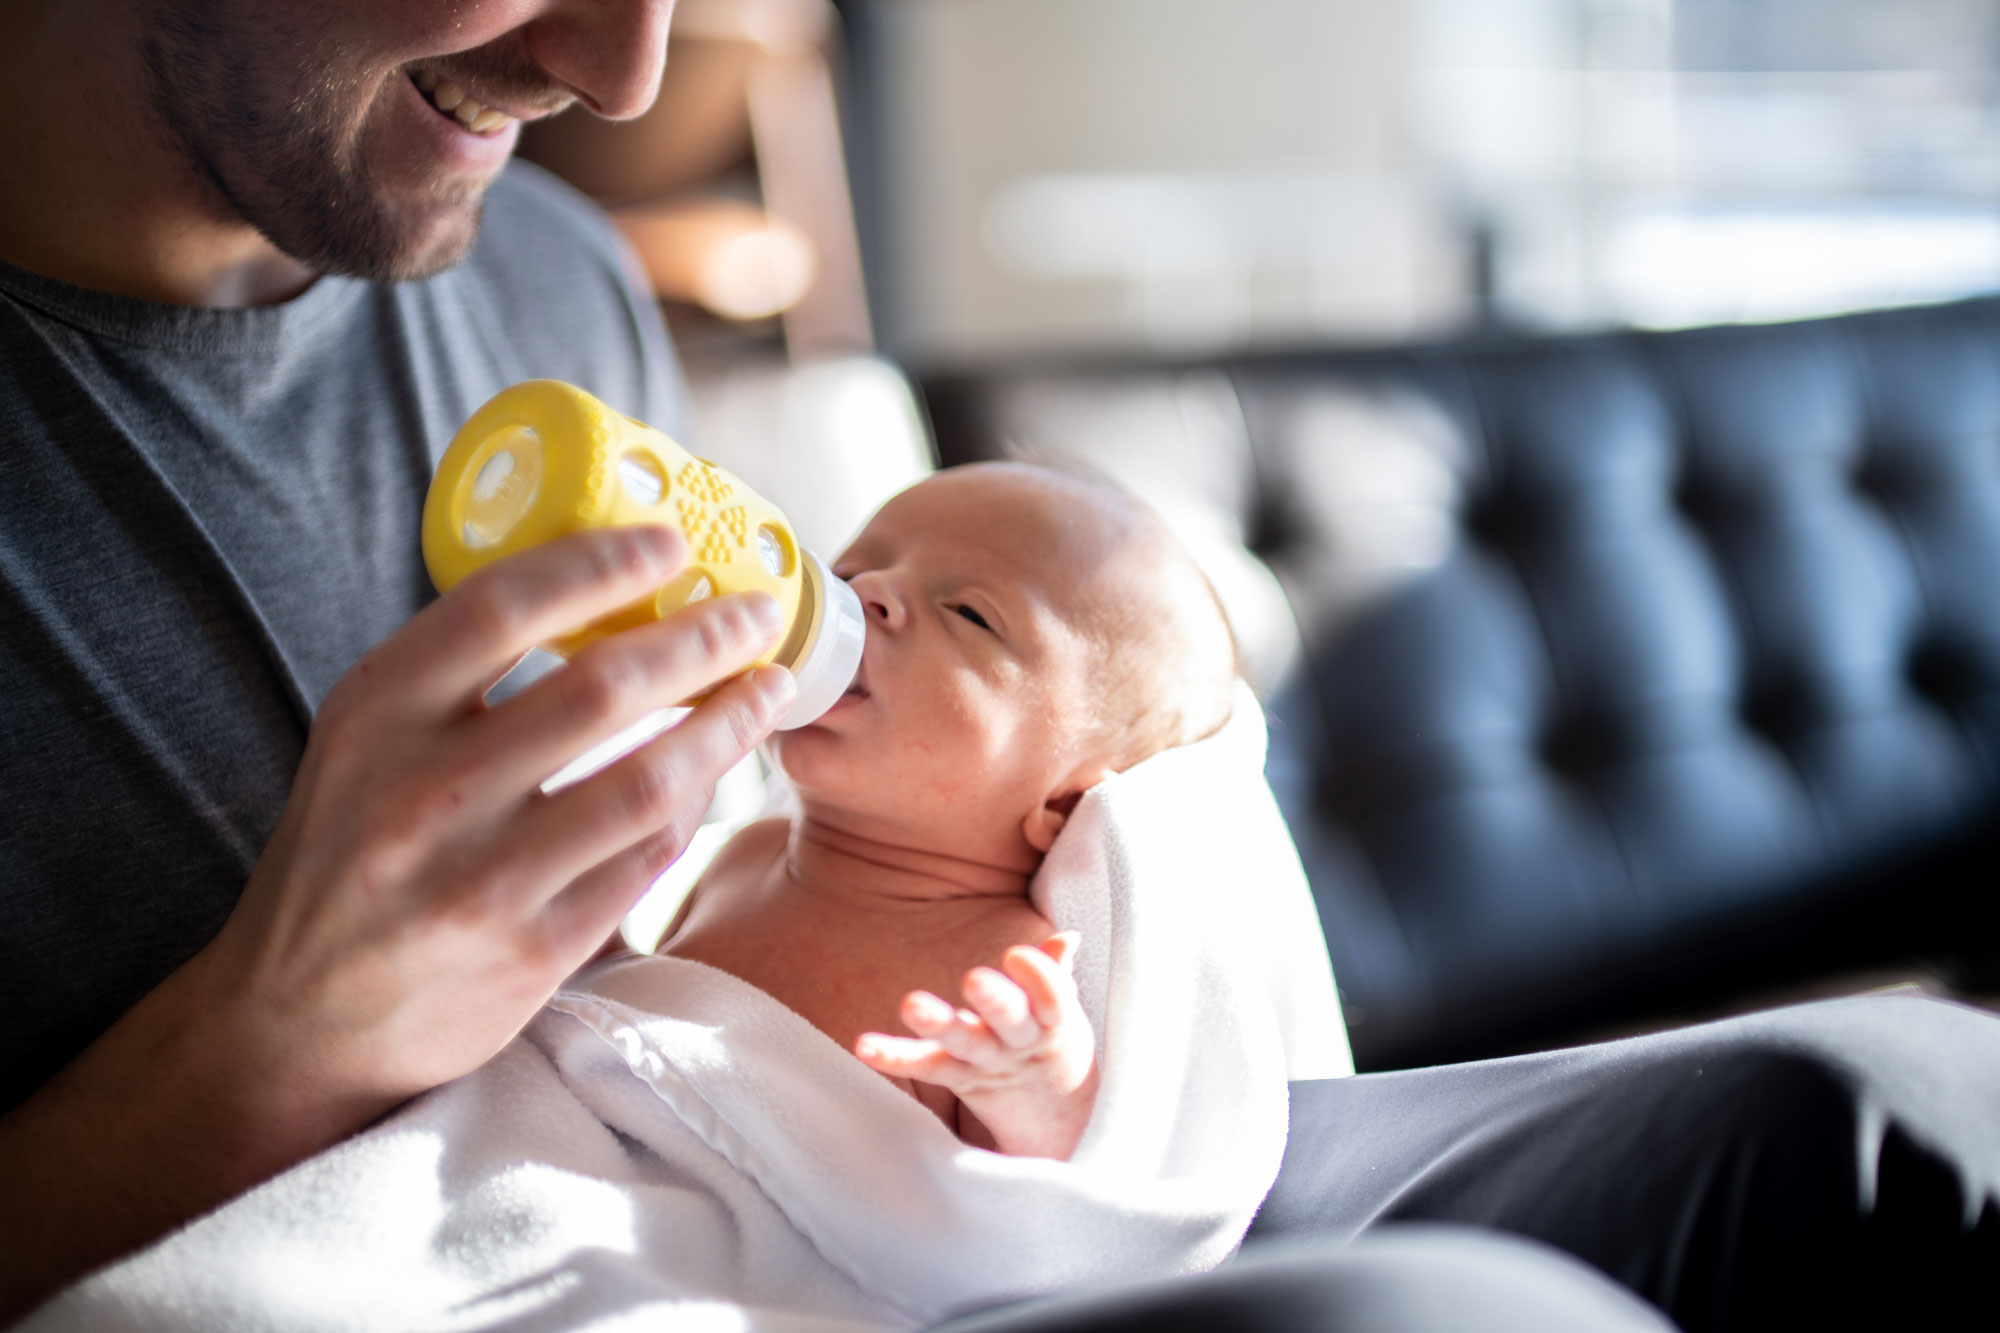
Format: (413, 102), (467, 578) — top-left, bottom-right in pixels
(378, 206), (486, 283)
(275, 192), (486, 285)
(372, 179), (493, 279)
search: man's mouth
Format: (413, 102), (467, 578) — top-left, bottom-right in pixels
(410, 68), (518, 137)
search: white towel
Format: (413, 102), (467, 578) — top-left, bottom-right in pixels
(1039, 680), (1351, 1089)
(25, 685), (1347, 1332)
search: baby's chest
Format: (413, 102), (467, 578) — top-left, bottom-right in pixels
(666, 904), (1050, 1058)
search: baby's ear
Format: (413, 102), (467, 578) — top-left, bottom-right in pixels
(1022, 762), (1118, 853)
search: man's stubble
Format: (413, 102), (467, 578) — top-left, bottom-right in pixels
(137, 6), (489, 284)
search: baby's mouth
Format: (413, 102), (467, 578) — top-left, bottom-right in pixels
(409, 68), (516, 136)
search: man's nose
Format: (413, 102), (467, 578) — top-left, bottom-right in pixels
(526, 0), (677, 121)
(848, 571), (908, 632)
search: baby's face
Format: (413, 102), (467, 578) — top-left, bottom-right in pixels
(768, 465), (1138, 860)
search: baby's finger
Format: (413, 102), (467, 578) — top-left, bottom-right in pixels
(1038, 932), (1081, 971)
(899, 990), (957, 1036)
(1001, 945), (1079, 1030)
(854, 1033), (964, 1087)
(961, 966), (1041, 1049)
(901, 991), (1005, 1067)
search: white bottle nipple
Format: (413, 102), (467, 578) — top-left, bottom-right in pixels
(775, 550), (866, 729)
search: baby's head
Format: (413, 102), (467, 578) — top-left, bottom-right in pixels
(769, 462), (1238, 864)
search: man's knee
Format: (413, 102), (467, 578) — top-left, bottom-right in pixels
(931, 1229), (1673, 1333)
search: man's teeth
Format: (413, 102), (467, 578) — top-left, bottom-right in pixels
(412, 73), (514, 136)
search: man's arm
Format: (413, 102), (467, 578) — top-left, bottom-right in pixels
(0, 524), (794, 1322)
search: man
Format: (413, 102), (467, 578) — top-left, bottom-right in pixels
(0, 0), (796, 1317)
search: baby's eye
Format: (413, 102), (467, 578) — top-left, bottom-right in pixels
(953, 604), (992, 631)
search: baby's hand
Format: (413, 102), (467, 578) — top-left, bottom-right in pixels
(854, 933), (1097, 1160)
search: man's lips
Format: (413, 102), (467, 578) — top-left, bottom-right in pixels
(407, 66), (570, 137)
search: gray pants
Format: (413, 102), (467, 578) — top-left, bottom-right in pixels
(1253, 994), (2000, 1331)
(940, 995), (1998, 1332)
(934, 1227), (1674, 1332)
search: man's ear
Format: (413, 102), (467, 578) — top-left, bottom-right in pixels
(1022, 762), (1118, 853)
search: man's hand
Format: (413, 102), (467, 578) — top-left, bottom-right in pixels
(205, 523), (792, 1109)
(854, 933), (1098, 1160)
(0, 524), (794, 1321)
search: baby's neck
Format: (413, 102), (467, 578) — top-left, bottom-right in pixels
(783, 813), (1036, 912)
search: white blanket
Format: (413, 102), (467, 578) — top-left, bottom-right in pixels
(26, 685), (1348, 1332)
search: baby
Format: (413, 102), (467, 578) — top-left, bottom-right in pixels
(658, 462), (1239, 1161)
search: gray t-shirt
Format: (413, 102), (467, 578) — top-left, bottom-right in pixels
(0, 161), (687, 1113)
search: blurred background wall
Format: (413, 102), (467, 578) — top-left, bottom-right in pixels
(843, 0), (2000, 368)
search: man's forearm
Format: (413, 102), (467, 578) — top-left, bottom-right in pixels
(0, 949), (389, 1324)
(0, 537), (791, 1323)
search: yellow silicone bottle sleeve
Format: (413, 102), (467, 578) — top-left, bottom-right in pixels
(422, 381), (860, 725)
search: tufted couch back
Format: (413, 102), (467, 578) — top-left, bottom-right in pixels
(921, 299), (2000, 1068)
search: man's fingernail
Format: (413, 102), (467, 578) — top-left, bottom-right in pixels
(743, 592), (783, 636)
(638, 526), (683, 571)
(753, 665), (795, 709)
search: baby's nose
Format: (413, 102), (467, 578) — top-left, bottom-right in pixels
(850, 571), (907, 630)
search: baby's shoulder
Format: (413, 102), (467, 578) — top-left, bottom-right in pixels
(659, 818), (787, 944)
(708, 816), (789, 874)
(695, 818), (790, 903)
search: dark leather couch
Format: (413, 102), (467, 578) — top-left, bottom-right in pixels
(920, 298), (2000, 1070)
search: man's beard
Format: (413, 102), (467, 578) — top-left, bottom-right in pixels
(137, 9), (488, 284)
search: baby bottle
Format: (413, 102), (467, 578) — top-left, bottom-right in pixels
(422, 379), (865, 729)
